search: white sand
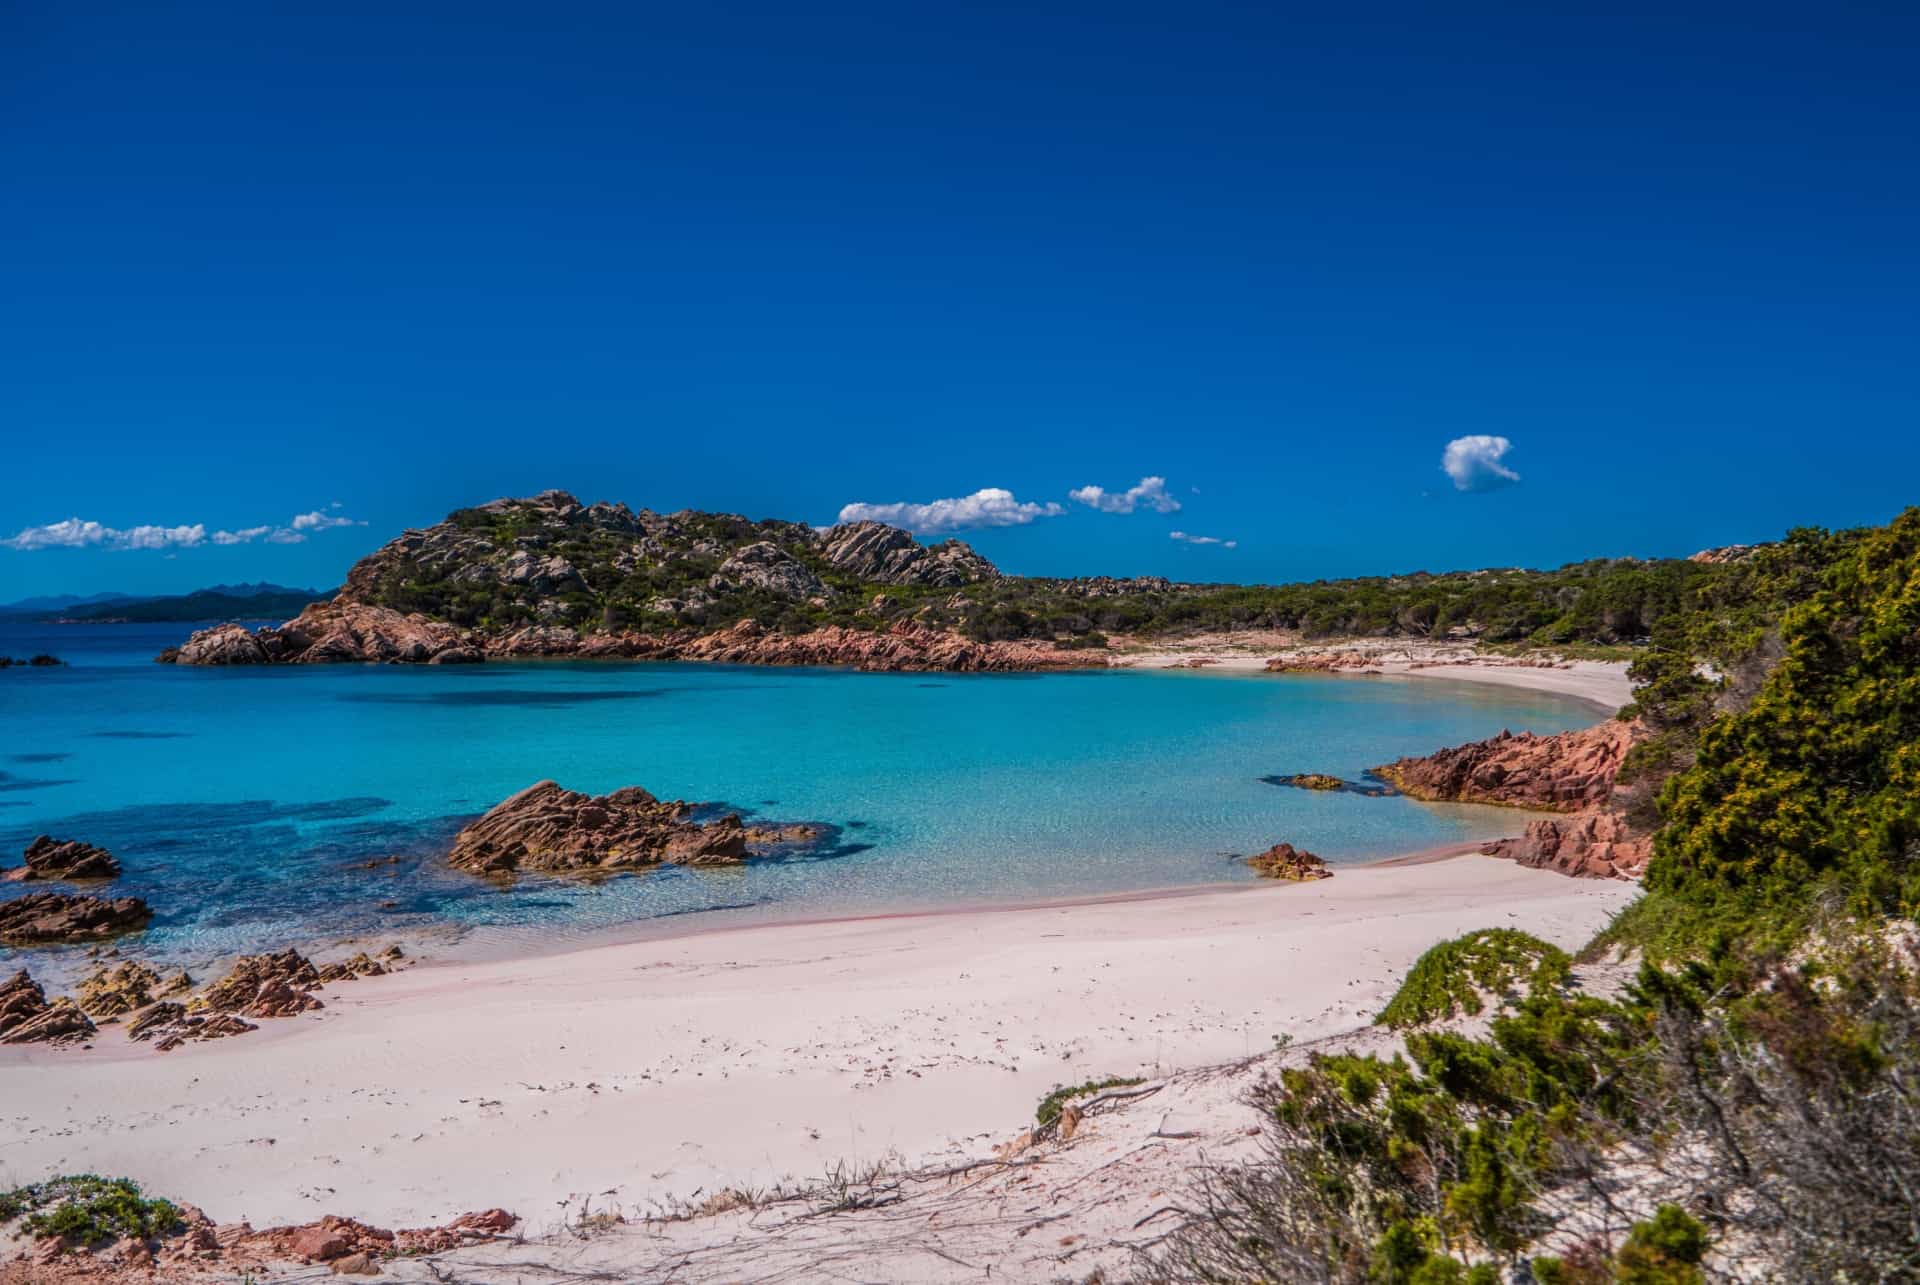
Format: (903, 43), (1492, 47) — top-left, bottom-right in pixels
(1108, 634), (1634, 712)
(0, 857), (1636, 1235)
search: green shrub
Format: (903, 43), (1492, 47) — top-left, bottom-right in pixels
(0, 1175), (183, 1248)
(1034, 1075), (1144, 1127)
(1377, 930), (1572, 1029)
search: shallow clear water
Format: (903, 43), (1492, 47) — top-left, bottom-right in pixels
(0, 622), (1596, 977)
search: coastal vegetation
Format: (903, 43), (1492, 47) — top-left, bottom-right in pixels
(1157, 506), (1920, 1281)
(1374, 929), (1570, 1029)
(0, 1176), (182, 1249)
(1034, 1075), (1146, 1129)
(245, 490), (1805, 655)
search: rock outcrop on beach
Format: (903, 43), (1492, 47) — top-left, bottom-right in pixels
(77, 961), (189, 1018)
(198, 949), (327, 1017)
(1374, 719), (1654, 880)
(0, 970), (96, 1046)
(1374, 719), (1637, 812)
(5, 835), (122, 882)
(1246, 842), (1332, 881)
(1482, 812), (1654, 881)
(1264, 651), (1384, 675)
(0, 892), (152, 945)
(449, 780), (772, 876)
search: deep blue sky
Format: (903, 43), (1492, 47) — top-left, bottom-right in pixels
(3, 2), (1915, 597)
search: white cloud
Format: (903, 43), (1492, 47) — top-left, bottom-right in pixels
(289, 505), (363, 532)
(1441, 435), (1521, 492)
(1170, 530), (1238, 548)
(4, 506), (365, 553)
(212, 526), (271, 545)
(1068, 475), (1181, 515)
(837, 488), (1065, 535)
(2, 519), (208, 552)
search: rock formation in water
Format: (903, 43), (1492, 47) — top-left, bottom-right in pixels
(1373, 720), (1653, 880)
(448, 779), (776, 876)
(0, 970), (96, 1046)
(156, 490), (1097, 671)
(5, 835), (122, 882)
(0, 892), (152, 945)
(1374, 720), (1637, 812)
(1247, 842), (1332, 881)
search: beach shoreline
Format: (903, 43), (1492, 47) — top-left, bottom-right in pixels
(1107, 632), (1634, 712)
(0, 848), (1638, 1234)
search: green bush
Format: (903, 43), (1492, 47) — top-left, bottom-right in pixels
(0, 1175), (183, 1248)
(1377, 930), (1572, 1029)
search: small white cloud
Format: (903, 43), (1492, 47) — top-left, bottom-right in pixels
(837, 488), (1065, 535)
(212, 526), (271, 545)
(1068, 475), (1182, 515)
(266, 529), (308, 544)
(289, 508), (363, 532)
(1441, 435), (1521, 492)
(1169, 530), (1237, 548)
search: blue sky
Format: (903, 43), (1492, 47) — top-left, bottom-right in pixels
(3, 2), (1916, 598)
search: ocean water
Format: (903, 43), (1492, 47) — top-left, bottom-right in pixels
(0, 621), (1598, 978)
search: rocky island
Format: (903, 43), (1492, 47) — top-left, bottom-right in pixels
(159, 491), (1095, 671)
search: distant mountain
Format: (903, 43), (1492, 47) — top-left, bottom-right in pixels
(58, 585), (330, 623)
(0, 591), (136, 616)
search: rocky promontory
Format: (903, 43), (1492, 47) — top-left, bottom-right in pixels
(1374, 719), (1637, 812)
(157, 491), (1097, 672)
(448, 779), (816, 876)
(1373, 719), (1653, 880)
(0, 970), (96, 1046)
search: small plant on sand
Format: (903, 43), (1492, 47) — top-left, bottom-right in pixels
(1377, 929), (1571, 1029)
(1035, 1075), (1146, 1128)
(0, 1175), (182, 1248)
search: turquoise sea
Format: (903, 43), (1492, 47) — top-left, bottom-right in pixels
(0, 621), (1598, 978)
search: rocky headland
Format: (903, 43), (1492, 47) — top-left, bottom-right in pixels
(1373, 719), (1652, 879)
(447, 779), (822, 877)
(158, 491), (1093, 672)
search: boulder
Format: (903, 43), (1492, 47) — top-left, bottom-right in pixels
(0, 970), (97, 1046)
(199, 949), (326, 1016)
(168, 623), (270, 665)
(0, 892), (152, 945)
(1246, 843), (1333, 881)
(814, 521), (998, 587)
(448, 780), (753, 876)
(1482, 811), (1653, 880)
(316, 952), (388, 983)
(710, 541), (827, 600)
(6, 835), (122, 882)
(77, 960), (166, 1017)
(129, 1003), (259, 1051)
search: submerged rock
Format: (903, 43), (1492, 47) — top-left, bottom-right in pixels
(5, 834), (123, 882)
(1246, 842), (1333, 881)
(0, 891), (152, 945)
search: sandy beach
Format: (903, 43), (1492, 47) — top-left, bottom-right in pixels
(0, 854), (1636, 1240)
(1108, 633), (1635, 712)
